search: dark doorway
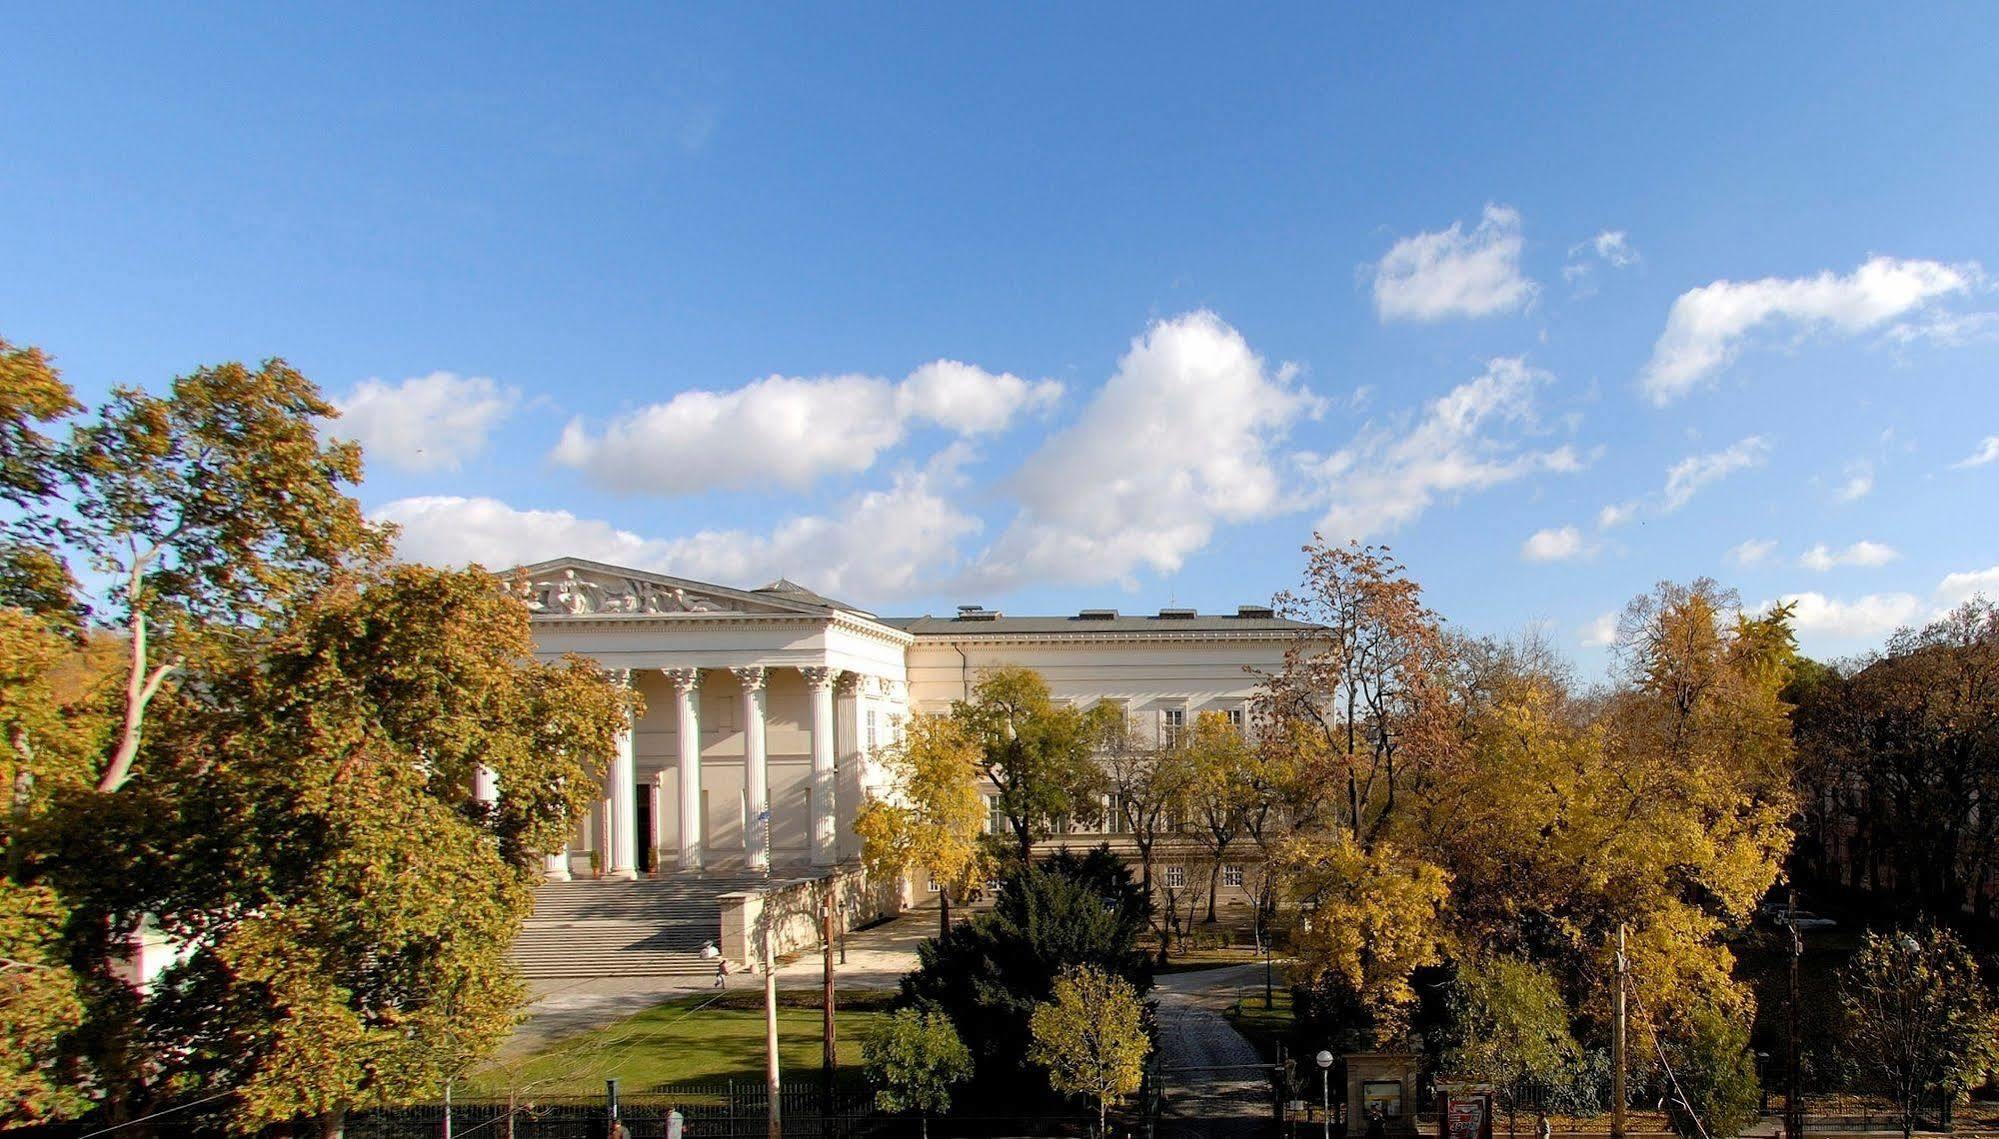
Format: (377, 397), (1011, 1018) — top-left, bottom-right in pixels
(636, 786), (655, 873)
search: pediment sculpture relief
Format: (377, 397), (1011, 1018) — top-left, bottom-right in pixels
(502, 568), (735, 616)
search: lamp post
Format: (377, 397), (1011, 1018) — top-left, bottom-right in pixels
(1317, 1050), (1335, 1139)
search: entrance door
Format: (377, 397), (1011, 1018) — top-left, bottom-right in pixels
(635, 785), (654, 873)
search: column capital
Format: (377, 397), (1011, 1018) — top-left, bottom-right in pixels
(661, 667), (701, 694)
(836, 671), (864, 697)
(800, 665), (839, 692)
(731, 665), (767, 691)
(605, 666), (634, 688)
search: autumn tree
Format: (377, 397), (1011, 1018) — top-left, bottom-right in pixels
(855, 712), (989, 935)
(863, 1008), (973, 1139)
(1029, 965), (1151, 1136)
(1182, 710), (1256, 923)
(1842, 926), (1996, 1139)
(1097, 708), (1194, 957)
(1444, 956), (1580, 1137)
(955, 667), (1112, 863)
(1267, 539), (1450, 845)
(1278, 831), (1448, 1045)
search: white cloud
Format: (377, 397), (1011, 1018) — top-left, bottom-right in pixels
(1522, 525), (1588, 562)
(1953, 436), (1999, 469)
(1373, 204), (1539, 322)
(1640, 256), (1976, 404)
(552, 361), (1061, 496)
(1935, 566), (1999, 607)
(1727, 538), (1777, 567)
(331, 372), (520, 474)
(1597, 501), (1637, 529)
(1772, 591), (1925, 640)
(1589, 230), (1640, 268)
(971, 311), (1321, 587)
(1565, 230), (1640, 288)
(1834, 460), (1874, 502)
(1887, 311), (1999, 347)
(1307, 358), (1582, 541)
(894, 360), (1062, 435)
(1663, 436), (1770, 511)
(373, 469), (980, 601)
(1799, 540), (1900, 571)
(1580, 611), (1618, 648)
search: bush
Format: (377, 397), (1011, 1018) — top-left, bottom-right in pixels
(1659, 1003), (1759, 1139)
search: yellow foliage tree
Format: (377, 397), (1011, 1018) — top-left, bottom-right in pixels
(854, 712), (988, 934)
(1029, 965), (1150, 1135)
(1277, 832), (1450, 1044)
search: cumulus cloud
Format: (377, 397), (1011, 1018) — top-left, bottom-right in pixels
(1306, 358), (1581, 542)
(1662, 436), (1770, 511)
(1953, 436), (1999, 469)
(971, 311), (1321, 587)
(1596, 501), (1637, 530)
(331, 372), (520, 474)
(1799, 540), (1900, 571)
(1834, 460), (1874, 502)
(1727, 538), (1777, 567)
(1522, 525), (1589, 562)
(1773, 591), (1925, 640)
(1640, 256), (1976, 404)
(1373, 205), (1539, 322)
(1936, 566), (1999, 607)
(1580, 612), (1619, 648)
(553, 361), (1060, 496)
(374, 469), (979, 601)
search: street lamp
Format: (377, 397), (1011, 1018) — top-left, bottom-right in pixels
(1317, 1050), (1335, 1139)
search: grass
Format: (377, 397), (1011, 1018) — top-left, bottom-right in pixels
(1223, 982), (1295, 1061)
(460, 989), (895, 1099)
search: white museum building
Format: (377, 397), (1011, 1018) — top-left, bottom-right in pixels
(508, 556), (1309, 976)
(522, 557), (1308, 881)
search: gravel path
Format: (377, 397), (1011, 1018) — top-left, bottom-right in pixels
(1151, 963), (1278, 1137)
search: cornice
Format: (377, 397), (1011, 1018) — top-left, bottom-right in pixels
(908, 629), (1299, 647)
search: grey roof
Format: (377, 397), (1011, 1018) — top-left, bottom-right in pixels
(880, 613), (1313, 636)
(754, 577), (873, 617)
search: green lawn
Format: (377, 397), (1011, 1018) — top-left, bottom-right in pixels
(1224, 983), (1295, 1062)
(462, 989), (894, 1099)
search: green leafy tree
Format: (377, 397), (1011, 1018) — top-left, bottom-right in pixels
(1657, 1002), (1760, 1139)
(863, 1008), (973, 1138)
(1445, 955), (1580, 1137)
(1029, 965), (1151, 1136)
(901, 847), (1151, 1095)
(1842, 926), (1996, 1139)
(954, 667), (1111, 863)
(854, 713), (988, 935)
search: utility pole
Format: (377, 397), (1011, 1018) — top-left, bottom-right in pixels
(1786, 889), (1804, 1139)
(822, 880), (838, 1129)
(1611, 924), (1627, 1139)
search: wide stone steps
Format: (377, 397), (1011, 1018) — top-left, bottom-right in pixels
(511, 874), (783, 980)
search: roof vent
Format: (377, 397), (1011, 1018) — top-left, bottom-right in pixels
(1158, 608), (1197, 619)
(1077, 608), (1119, 620)
(955, 605), (1000, 622)
(1236, 604), (1276, 619)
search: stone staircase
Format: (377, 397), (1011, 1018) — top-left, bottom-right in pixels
(512, 873), (777, 980)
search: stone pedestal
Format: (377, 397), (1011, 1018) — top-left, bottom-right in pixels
(1346, 1052), (1420, 1135)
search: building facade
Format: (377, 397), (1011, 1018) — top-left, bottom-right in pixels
(519, 557), (1309, 882)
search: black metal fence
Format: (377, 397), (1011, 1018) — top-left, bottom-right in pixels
(346, 1084), (878, 1139)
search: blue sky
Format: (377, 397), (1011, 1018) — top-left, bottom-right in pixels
(7, 6), (1999, 670)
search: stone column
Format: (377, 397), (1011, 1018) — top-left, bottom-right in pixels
(543, 851), (572, 882)
(472, 763), (499, 806)
(733, 666), (770, 870)
(835, 672), (864, 862)
(802, 667), (839, 866)
(665, 667), (703, 871)
(605, 669), (639, 880)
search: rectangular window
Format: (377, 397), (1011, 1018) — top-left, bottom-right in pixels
(1226, 708), (1245, 730)
(1161, 707), (1185, 746)
(1162, 864), (1187, 888)
(866, 709), (878, 752)
(1222, 865), (1244, 888)
(926, 876), (941, 893)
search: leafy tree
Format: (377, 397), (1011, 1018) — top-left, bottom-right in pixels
(900, 847), (1151, 1094)
(855, 712), (989, 935)
(1277, 831), (1448, 1045)
(1841, 926), (1996, 1139)
(113, 566), (634, 1133)
(1445, 955), (1580, 1137)
(1657, 1002), (1760, 1139)
(1098, 711), (1193, 958)
(1029, 965), (1151, 1137)
(955, 667), (1111, 862)
(1182, 710), (1254, 923)
(1266, 539), (1451, 844)
(862, 1008), (973, 1138)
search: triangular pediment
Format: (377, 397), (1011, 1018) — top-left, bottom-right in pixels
(506, 557), (836, 618)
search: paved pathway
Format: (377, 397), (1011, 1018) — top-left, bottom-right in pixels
(502, 913), (928, 1055)
(1151, 962), (1280, 1137)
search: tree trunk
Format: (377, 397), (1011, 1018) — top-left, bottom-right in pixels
(939, 885), (951, 937)
(1206, 860), (1221, 923)
(318, 1104), (347, 1139)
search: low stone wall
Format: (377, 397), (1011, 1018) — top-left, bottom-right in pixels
(717, 863), (905, 966)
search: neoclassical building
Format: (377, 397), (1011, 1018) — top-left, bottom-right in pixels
(520, 557), (1310, 884)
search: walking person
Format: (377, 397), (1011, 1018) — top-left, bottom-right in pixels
(665, 1105), (684, 1139)
(713, 954), (730, 989)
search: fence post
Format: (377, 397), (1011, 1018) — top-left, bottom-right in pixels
(606, 1078), (620, 1139)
